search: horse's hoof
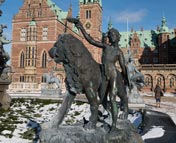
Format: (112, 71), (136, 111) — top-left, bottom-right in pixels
(83, 121), (96, 131)
(119, 112), (128, 119)
(41, 121), (58, 130)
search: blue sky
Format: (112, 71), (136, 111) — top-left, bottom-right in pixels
(1, 0), (176, 58)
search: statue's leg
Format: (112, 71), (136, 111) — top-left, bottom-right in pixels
(99, 76), (109, 108)
(84, 85), (99, 129)
(116, 72), (128, 119)
(109, 76), (119, 130)
(42, 91), (76, 129)
(100, 80), (112, 116)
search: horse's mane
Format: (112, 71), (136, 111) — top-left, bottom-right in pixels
(58, 34), (93, 60)
(56, 34), (101, 93)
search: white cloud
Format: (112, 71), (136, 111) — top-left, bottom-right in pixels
(113, 9), (148, 23)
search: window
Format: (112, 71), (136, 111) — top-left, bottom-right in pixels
(38, 10), (42, 17)
(20, 76), (25, 82)
(42, 51), (47, 68)
(25, 75), (35, 82)
(145, 77), (152, 87)
(153, 57), (158, 64)
(170, 77), (175, 88)
(133, 49), (138, 55)
(26, 46), (37, 67)
(86, 10), (91, 19)
(27, 27), (37, 41)
(27, 11), (31, 17)
(153, 49), (158, 54)
(42, 76), (46, 82)
(20, 28), (26, 41)
(20, 52), (25, 68)
(42, 26), (48, 40)
(143, 57), (149, 64)
(157, 77), (162, 86)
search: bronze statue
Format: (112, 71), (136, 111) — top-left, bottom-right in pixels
(67, 17), (128, 129)
(47, 33), (102, 130)
(43, 18), (129, 131)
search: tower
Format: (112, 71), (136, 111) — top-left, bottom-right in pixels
(79, 0), (102, 62)
(158, 16), (170, 64)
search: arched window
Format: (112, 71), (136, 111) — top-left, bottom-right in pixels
(20, 52), (25, 68)
(42, 51), (47, 68)
(42, 75), (46, 83)
(169, 76), (175, 88)
(157, 77), (162, 86)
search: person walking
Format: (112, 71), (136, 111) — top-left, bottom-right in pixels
(154, 84), (163, 108)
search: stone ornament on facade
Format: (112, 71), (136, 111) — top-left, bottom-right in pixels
(41, 69), (62, 95)
(125, 49), (145, 104)
(0, 0), (12, 110)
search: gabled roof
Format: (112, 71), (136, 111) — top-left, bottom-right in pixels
(46, 0), (79, 34)
(47, 0), (68, 23)
(119, 28), (176, 48)
(118, 16), (175, 48)
(79, 0), (102, 7)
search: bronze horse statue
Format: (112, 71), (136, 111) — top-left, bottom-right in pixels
(43, 33), (128, 130)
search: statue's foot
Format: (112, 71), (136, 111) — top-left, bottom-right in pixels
(41, 120), (58, 130)
(83, 121), (96, 130)
(41, 121), (52, 130)
(119, 111), (128, 120)
(109, 126), (119, 133)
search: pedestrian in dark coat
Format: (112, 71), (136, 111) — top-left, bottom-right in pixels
(154, 84), (163, 108)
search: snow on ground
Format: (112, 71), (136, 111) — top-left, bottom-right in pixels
(142, 126), (165, 140)
(143, 95), (176, 125)
(0, 93), (175, 143)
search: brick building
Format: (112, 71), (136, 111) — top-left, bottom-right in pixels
(10, 0), (102, 91)
(119, 17), (176, 92)
(10, 0), (176, 92)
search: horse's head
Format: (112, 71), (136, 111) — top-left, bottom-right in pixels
(49, 34), (67, 64)
(49, 34), (85, 65)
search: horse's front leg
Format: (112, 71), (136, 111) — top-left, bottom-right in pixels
(42, 91), (76, 129)
(84, 86), (99, 130)
(117, 82), (129, 119)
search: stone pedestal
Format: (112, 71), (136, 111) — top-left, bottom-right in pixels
(0, 79), (11, 110)
(127, 86), (145, 110)
(40, 120), (143, 143)
(41, 88), (62, 95)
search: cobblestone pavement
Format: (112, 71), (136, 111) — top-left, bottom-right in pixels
(143, 96), (176, 124)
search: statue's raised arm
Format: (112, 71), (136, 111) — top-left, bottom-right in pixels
(67, 17), (105, 48)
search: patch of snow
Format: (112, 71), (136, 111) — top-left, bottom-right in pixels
(142, 126), (165, 140)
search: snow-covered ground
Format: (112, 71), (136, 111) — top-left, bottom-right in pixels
(0, 93), (175, 143)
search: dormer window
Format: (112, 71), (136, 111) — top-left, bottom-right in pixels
(86, 10), (91, 19)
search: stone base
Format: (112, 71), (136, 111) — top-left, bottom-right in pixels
(41, 88), (61, 95)
(40, 120), (143, 143)
(0, 84), (11, 110)
(129, 103), (146, 110)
